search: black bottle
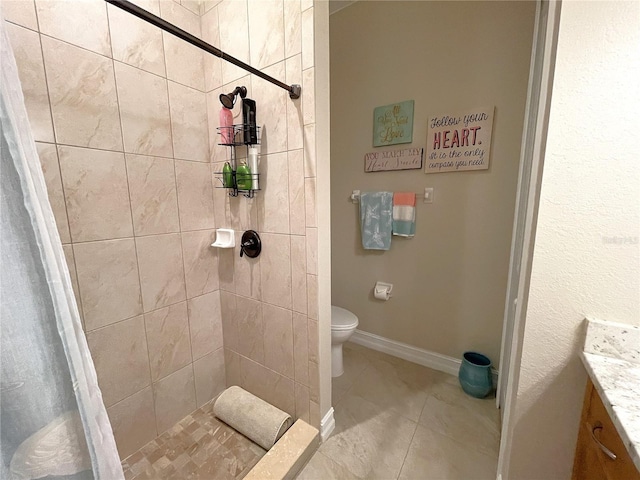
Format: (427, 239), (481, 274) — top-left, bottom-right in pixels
(242, 98), (257, 145)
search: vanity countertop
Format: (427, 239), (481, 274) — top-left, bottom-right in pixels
(580, 318), (640, 472)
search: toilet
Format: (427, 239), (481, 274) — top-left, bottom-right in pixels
(331, 306), (359, 377)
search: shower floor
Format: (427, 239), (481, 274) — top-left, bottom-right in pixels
(121, 400), (265, 480)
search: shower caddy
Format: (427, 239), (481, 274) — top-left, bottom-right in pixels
(215, 124), (261, 198)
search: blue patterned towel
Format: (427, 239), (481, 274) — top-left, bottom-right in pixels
(360, 192), (393, 250)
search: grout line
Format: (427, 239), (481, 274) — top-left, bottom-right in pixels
(397, 419), (420, 480)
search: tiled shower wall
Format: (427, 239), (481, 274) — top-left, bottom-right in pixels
(5, 0), (223, 459)
(4, 0), (321, 460)
(202, 0), (321, 428)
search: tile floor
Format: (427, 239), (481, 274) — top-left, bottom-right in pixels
(121, 400), (265, 480)
(298, 343), (501, 480)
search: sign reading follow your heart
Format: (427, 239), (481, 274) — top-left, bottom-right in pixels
(425, 107), (494, 174)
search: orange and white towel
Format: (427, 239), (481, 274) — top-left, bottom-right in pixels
(392, 192), (416, 237)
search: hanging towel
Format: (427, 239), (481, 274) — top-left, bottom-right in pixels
(392, 192), (416, 237)
(360, 192), (393, 250)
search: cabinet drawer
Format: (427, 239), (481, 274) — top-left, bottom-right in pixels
(579, 380), (640, 480)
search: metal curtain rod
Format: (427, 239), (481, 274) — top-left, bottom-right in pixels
(104, 0), (301, 99)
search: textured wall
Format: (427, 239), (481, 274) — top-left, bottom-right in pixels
(202, 0), (321, 429)
(507, 1), (640, 478)
(329, 1), (536, 367)
(4, 0), (321, 459)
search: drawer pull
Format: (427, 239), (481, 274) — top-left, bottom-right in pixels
(589, 422), (617, 460)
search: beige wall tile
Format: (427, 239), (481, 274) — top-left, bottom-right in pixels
(187, 291), (223, 360)
(35, 0), (111, 56)
(303, 123), (316, 177)
(284, 0), (302, 58)
(260, 233), (292, 309)
(108, 3), (166, 77)
(6, 24), (54, 143)
(212, 162), (229, 225)
(163, 34), (205, 91)
(294, 382), (310, 423)
(218, 248), (235, 293)
(309, 400), (320, 429)
(201, 6), (223, 91)
(126, 154), (180, 236)
(288, 149), (305, 236)
(181, 230), (219, 298)
(306, 274), (317, 320)
(36, 142), (70, 244)
(308, 361), (319, 403)
(234, 253), (261, 300)
(153, 364), (196, 434)
(258, 152), (289, 234)
(229, 197), (258, 232)
(262, 304), (294, 379)
(304, 177), (316, 227)
(3, 0), (37, 30)
(302, 68), (315, 125)
(218, 0), (249, 84)
(145, 301), (192, 381)
(252, 62), (288, 154)
(107, 387), (157, 459)
(235, 295), (264, 363)
(293, 313), (309, 385)
(248, 0), (284, 69)
(159, 0), (200, 36)
(300, 0), (313, 11)
(86, 315), (151, 407)
(305, 227), (317, 275)
(74, 239), (142, 331)
(175, 160), (215, 231)
(308, 319), (318, 365)
(206, 90), (230, 164)
(115, 61), (173, 157)
(136, 233), (187, 311)
(194, 347), (226, 407)
(62, 244), (83, 326)
(285, 55), (303, 151)
(224, 347), (241, 387)
(240, 356), (295, 418)
(58, 146), (132, 242)
(290, 235), (307, 314)
(301, 6), (314, 69)
(181, 0), (200, 15)
(220, 291), (238, 351)
(168, 82), (208, 161)
(42, 37), (122, 150)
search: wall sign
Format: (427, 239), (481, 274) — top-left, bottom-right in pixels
(364, 148), (423, 172)
(373, 100), (414, 147)
(425, 107), (494, 173)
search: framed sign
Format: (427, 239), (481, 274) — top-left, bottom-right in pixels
(373, 100), (414, 147)
(364, 148), (423, 172)
(425, 107), (494, 173)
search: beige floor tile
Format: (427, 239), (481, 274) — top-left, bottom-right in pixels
(298, 451), (362, 480)
(398, 425), (497, 480)
(418, 378), (500, 457)
(319, 393), (417, 479)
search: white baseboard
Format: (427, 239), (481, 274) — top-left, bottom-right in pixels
(320, 407), (335, 442)
(350, 329), (498, 383)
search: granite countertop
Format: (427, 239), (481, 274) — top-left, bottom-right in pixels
(580, 318), (640, 472)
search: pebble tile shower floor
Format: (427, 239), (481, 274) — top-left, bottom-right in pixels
(121, 400), (265, 480)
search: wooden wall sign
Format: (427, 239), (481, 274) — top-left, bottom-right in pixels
(425, 107), (495, 173)
(373, 100), (414, 147)
(364, 148), (423, 172)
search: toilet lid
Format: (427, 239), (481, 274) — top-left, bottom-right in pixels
(331, 306), (358, 330)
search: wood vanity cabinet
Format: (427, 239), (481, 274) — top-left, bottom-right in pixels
(572, 379), (640, 480)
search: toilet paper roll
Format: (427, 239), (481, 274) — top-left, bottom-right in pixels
(374, 289), (389, 300)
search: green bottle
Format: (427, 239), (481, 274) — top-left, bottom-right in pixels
(236, 162), (252, 190)
(222, 162), (233, 188)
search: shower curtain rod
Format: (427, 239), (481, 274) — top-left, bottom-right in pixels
(104, 0), (301, 99)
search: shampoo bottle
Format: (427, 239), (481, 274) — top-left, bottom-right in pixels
(219, 107), (234, 144)
(248, 146), (259, 190)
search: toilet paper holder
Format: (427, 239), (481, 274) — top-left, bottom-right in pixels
(374, 282), (393, 300)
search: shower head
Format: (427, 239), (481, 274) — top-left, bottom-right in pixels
(219, 86), (247, 109)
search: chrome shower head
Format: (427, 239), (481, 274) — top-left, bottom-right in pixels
(219, 86), (247, 109)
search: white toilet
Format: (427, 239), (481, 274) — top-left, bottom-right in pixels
(331, 306), (359, 377)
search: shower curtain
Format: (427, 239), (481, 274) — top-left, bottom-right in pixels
(0, 12), (123, 480)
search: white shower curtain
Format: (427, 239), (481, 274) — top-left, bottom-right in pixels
(0, 11), (123, 480)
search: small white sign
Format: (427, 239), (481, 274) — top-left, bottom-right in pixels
(425, 107), (494, 174)
(364, 147), (423, 172)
